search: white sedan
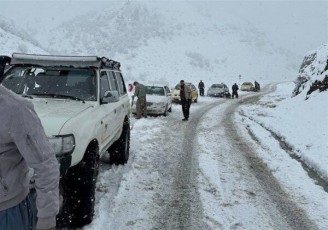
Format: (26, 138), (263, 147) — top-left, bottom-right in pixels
(132, 84), (172, 116)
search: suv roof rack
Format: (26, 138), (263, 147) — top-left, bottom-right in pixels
(10, 53), (121, 70)
(100, 57), (121, 70)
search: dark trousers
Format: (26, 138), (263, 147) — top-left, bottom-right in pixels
(0, 192), (35, 230)
(232, 90), (238, 98)
(136, 96), (147, 118)
(199, 88), (204, 96)
(181, 99), (191, 119)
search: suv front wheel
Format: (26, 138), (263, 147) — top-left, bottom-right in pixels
(56, 140), (99, 228)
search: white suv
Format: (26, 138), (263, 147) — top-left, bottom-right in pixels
(1, 53), (131, 228)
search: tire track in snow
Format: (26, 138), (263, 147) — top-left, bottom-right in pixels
(223, 89), (320, 230)
(159, 101), (223, 230)
(240, 111), (328, 192)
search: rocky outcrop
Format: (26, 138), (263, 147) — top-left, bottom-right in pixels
(293, 43), (328, 99)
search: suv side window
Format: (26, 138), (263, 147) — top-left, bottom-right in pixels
(107, 71), (118, 92)
(114, 72), (127, 95)
(100, 71), (110, 97)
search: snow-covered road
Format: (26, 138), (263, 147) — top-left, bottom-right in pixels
(83, 84), (327, 230)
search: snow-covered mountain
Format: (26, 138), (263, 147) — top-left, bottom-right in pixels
(0, 18), (47, 54)
(2, 1), (324, 88)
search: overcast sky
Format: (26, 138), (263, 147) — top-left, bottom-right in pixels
(219, 1), (328, 55)
(0, 0), (327, 57)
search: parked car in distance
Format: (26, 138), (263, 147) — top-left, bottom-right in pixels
(207, 83), (230, 97)
(240, 82), (255, 91)
(171, 82), (198, 103)
(1, 53), (131, 229)
(132, 84), (172, 116)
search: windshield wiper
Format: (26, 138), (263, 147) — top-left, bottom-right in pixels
(31, 93), (85, 102)
(22, 94), (33, 99)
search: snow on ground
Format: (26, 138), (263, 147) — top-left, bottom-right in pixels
(195, 101), (279, 229)
(236, 82), (328, 181)
(84, 84), (328, 229)
(234, 84), (328, 229)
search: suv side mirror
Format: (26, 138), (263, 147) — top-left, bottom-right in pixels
(101, 90), (119, 104)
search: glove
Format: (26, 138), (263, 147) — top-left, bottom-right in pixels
(188, 99), (192, 103)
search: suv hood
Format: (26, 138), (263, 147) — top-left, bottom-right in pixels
(31, 99), (93, 136)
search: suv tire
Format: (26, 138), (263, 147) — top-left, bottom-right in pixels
(109, 119), (130, 165)
(56, 141), (99, 228)
(163, 105), (168, 116)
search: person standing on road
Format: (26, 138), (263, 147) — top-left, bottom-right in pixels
(180, 80), (192, 121)
(254, 80), (260, 91)
(133, 81), (147, 119)
(198, 80), (205, 96)
(232, 83), (239, 99)
(0, 57), (60, 230)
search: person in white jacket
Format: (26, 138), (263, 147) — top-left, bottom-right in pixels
(0, 57), (59, 230)
(179, 80), (192, 121)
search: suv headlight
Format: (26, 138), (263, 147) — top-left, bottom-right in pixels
(49, 134), (75, 156)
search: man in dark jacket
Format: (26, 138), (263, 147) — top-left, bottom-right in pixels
(198, 80), (205, 96)
(133, 81), (147, 119)
(254, 81), (260, 91)
(0, 57), (60, 230)
(180, 80), (192, 121)
(232, 83), (239, 99)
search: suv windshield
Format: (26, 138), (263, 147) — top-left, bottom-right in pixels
(174, 84), (181, 90)
(243, 82), (253, 85)
(211, 84), (224, 88)
(2, 66), (97, 101)
(146, 86), (165, 96)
